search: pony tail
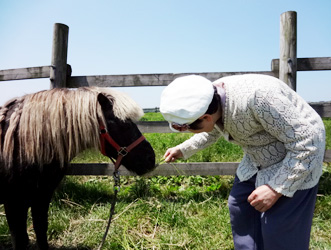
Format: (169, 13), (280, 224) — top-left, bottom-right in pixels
(0, 106), (9, 152)
(1, 98), (24, 169)
(0, 99), (18, 152)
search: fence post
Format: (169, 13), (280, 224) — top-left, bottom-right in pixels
(279, 11), (297, 90)
(50, 23), (69, 88)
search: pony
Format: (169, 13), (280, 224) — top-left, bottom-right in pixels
(0, 86), (156, 249)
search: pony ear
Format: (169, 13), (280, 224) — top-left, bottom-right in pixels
(97, 93), (115, 119)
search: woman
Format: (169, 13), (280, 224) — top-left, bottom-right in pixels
(160, 74), (325, 250)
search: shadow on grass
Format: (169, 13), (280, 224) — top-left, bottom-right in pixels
(0, 241), (93, 250)
(53, 175), (234, 206)
(57, 168), (331, 205)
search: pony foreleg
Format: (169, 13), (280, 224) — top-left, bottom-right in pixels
(4, 200), (30, 250)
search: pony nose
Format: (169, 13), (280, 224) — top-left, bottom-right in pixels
(145, 154), (156, 171)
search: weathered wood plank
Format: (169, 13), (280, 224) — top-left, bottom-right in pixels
(50, 23), (69, 88)
(66, 71), (278, 88)
(67, 150), (331, 176)
(67, 162), (239, 176)
(272, 57), (331, 71)
(279, 11), (297, 90)
(138, 121), (173, 133)
(324, 149), (331, 163)
(309, 102), (331, 118)
(1, 57), (328, 83)
(0, 66), (51, 81)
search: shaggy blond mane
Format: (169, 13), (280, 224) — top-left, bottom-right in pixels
(0, 87), (143, 168)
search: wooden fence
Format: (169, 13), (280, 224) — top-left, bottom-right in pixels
(1, 11), (331, 176)
(143, 107), (160, 113)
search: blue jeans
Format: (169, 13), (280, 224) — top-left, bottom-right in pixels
(228, 175), (318, 250)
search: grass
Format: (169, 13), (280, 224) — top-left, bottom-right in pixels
(0, 114), (330, 249)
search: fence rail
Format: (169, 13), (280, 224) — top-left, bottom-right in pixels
(67, 162), (240, 176)
(2, 56), (331, 83)
(143, 107), (160, 113)
(1, 12), (330, 176)
(272, 57), (331, 72)
(0, 66), (51, 81)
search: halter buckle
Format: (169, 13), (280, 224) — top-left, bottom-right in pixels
(118, 147), (128, 156)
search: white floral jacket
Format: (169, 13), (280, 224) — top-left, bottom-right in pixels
(178, 74), (325, 197)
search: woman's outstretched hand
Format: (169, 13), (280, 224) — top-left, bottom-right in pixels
(163, 147), (183, 163)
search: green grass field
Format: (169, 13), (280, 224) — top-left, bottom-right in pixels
(0, 114), (330, 249)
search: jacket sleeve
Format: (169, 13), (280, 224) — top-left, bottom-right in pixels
(177, 127), (222, 159)
(252, 88), (325, 197)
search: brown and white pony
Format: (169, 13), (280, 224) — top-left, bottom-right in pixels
(0, 87), (155, 249)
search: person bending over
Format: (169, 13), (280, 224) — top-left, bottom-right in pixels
(160, 74), (325, 250)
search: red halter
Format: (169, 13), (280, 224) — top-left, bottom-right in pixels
(99, 121), (146, 171)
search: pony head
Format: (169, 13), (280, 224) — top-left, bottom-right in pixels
(96, 89), (156, 175)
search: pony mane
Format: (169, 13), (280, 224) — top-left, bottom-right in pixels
(89, 87), (144, 122)
(0, 87), (144, 168)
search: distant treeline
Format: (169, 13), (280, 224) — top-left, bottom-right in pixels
(143, 107), (160, 113)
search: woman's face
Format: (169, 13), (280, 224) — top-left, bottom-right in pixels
(188, 115), (215, 133)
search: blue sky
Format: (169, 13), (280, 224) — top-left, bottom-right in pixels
(1, 0), (330, 108)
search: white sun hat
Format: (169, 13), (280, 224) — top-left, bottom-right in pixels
(160, 75), (214, 131)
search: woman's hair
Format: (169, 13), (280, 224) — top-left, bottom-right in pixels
(189, 86), (220, 130)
